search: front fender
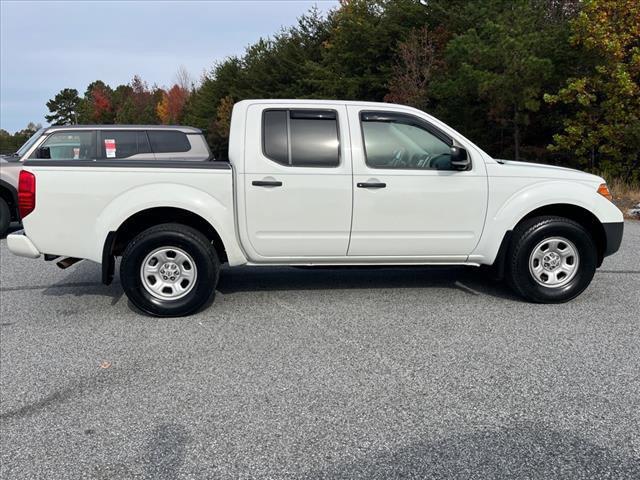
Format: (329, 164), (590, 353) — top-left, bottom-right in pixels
(494, 180), (622, 225)
(470, 180), (623, 265)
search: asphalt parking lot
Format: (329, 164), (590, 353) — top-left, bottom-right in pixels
(1, 222), (639, 479)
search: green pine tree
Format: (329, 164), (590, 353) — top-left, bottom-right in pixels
(45, 88), (81, 125)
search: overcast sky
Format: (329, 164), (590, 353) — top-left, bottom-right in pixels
(0, 0), (338, 133)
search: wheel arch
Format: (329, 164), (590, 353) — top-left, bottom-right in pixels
(491, 203), (607, 278)
(516, 204), (606, 265)
(102, 207), (229, 285)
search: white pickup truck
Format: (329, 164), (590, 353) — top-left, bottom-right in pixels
(8, 100), (624, 316)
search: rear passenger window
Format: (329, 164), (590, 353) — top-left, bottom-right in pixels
(262, 109), (339, 167)
(101, 131), (151, 159)
(148, 130), (190, 153)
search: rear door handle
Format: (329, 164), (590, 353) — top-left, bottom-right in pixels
(357, 182), (386, 188)
(252, 180), (283, 187)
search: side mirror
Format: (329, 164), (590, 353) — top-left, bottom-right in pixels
(37, 146), (51, 159)
(450, 146), (469, 170)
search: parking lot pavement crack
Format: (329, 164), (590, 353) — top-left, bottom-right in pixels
(454, 281), (481, 296)
(0, 374), (111, 422)
(0, 281), (102, 292)
(0, 361), (141, 422)
(597, 270), (640, 275)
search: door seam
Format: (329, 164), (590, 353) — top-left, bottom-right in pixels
(345, 104), (356, 256)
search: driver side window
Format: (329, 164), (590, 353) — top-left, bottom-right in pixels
(361, 113), (453, 170)
(30, 131), (95, 160)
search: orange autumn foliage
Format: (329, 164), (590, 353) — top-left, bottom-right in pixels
(157, 84), (189, 124)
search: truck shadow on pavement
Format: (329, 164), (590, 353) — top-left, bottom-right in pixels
(216, 265), (521, 302)
(309, 423), (640, 479)
(35, 261), (125, 306)
(0, 222), (22, 239)
(39, 281), (125, 306)
(2, 264), (521, 310)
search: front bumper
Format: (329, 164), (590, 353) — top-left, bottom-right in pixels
(7, 230), (41, 259)
(602, 221), (624, 257)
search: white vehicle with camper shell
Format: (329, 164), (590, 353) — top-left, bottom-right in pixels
(8, 100), (624, 316)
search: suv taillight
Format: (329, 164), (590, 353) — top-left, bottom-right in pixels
(18, 170), (36, 218)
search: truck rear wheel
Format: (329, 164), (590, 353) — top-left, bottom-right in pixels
(120, 223), (219, 317)
(506, 216), (597, 303)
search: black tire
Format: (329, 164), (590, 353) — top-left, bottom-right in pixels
(0, 198), (10, 238)
(120, 223), (220, 317)
(506, 216), (597, 303)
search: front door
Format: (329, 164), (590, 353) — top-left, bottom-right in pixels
(243, 104), (352, 258)
(348, 107), (488, 258)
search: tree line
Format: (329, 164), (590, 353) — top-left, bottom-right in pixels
(2, 0), (638, 181)
(0, 122), (43, 155)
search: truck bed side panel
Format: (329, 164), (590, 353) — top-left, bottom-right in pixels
(21, 163), (241, 264)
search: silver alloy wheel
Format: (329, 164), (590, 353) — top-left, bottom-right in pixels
(528, 236), (579, 288)
(140, 247), (198, 300)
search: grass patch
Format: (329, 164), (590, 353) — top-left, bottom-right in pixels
(606, 177), (640, 219)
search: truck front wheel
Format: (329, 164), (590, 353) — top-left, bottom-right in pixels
(120, 223), (220, 317)
(506, 216), (597, 303)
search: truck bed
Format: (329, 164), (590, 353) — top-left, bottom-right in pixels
(20, 159), (236, 264)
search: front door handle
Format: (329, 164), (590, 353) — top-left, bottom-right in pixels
(252, 180), (283, 187)
(357, 182), (386, 188)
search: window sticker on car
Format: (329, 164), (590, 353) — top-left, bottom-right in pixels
(105, 139), (116, 158)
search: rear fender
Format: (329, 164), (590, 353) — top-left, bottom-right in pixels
(95, 183), (246, 265)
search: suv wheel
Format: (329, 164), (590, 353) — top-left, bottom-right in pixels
(120, 223), (219, 317)
(0, 198), (11, 238)
(506, 216), (597, 303)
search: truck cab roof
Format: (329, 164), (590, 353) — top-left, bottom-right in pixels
(234, 98), (411, 109)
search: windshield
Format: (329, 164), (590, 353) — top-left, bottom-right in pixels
(15, 128), (46, 157)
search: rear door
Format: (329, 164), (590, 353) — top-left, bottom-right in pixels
(241, 103), (352, 258)
(98, 130), (155, 160)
